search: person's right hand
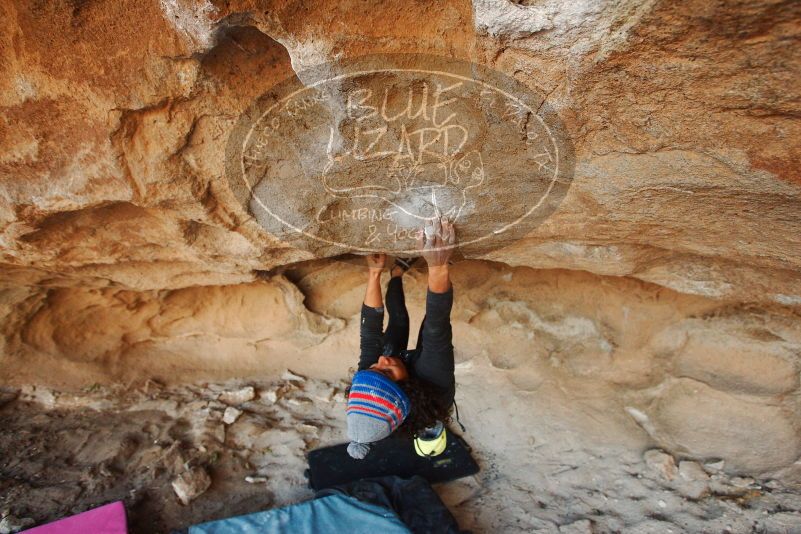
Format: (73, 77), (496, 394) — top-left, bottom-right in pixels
(417, 216), (456, 267)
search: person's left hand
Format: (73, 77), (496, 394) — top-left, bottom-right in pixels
(417, 217), (456, 267)
(366, 253), (386, 271)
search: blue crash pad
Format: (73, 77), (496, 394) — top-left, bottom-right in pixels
(188, 494), (411, 534)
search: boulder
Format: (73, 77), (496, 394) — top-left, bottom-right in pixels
(662, 319), (799, 396)
(646, 379), (801, 473)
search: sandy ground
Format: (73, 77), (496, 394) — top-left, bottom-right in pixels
(3, 373), (801, 534)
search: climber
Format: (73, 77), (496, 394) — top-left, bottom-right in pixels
(346, 216), (457, 460)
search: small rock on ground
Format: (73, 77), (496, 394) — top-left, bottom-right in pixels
(219, 387), (255, 405)
(172, 467), (212, 505)
(222, 406), (243, 425)
(643, 449), (677, 481)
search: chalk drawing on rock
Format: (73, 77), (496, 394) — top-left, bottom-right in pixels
(225, 54), (574, 256)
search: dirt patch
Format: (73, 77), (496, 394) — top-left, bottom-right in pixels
(3, 375), (801, 533)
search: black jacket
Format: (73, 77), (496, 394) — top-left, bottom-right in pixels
(358, 287), (455, 408)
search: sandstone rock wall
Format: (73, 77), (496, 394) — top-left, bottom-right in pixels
(1, 0), (799, 303)
(1, 0), (801, 486)
(3, 260), (801, 479)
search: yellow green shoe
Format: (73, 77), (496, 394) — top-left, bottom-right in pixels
(414, 421), (447, 457)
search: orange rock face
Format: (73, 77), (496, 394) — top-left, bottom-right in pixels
(0, 0), (798, 302)
(0, 0), (800, 482)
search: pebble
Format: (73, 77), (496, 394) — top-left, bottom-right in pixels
(709, 477), (749, 497)
(222, 407), (243, 425)
(172, 467), (212, 505)
(0, 514), (35, 534)
(219, 387), (255, 405)
(677, 461), (710, 499)
(643, 450), (678, 481)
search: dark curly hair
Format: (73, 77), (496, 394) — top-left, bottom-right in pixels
(394, 376), (453, 436)
(345, 373), (452, 437)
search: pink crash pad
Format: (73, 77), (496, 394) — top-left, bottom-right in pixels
(22, 501), (127, 534)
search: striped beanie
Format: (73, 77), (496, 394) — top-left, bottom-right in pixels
(346, 370), (411, 459)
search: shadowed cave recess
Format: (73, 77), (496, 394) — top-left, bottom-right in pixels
(1, 0), (800, 532)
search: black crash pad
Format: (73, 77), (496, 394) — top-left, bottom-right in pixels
(306, 431), (479, 490)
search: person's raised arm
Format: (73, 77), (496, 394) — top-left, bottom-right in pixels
(414, 218), (456, 399)
(418, 217), (454, 293)
(363, 253), (385, 307)
(358, 253), (386, 370)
